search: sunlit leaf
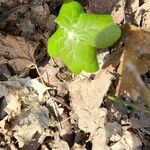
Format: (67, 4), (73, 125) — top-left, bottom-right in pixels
(47, 0), (121, 74)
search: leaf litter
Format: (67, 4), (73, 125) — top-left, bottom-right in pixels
(0, 0), (150, 149)
(116, 24), (150, 96)
(0, 34), (39, 75)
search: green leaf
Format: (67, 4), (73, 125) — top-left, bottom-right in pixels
(60, 39), (99, 73)
(47, 0), (121, 74)
(56, 0), (84, 29)
(48, 27), (99, 74)
(47, 27), (67, 57)
(76, 13), (121, 48)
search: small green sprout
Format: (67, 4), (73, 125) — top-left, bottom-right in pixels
(47, 0), (121, 74)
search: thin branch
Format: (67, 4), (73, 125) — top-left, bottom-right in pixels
(34, 64), (63, 133)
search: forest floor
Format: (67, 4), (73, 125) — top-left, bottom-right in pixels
(0, 0), (150, 149)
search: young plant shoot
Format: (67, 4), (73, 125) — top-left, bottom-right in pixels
(47, 0), (121, 74)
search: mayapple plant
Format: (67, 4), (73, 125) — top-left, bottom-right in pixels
(47, 0), (121, 74)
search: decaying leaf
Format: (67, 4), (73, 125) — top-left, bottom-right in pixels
(116, 24), (150, 96)
(130, 110), (150, 128)
(26, 78), (49, 101)
(71, 143), (86, 150)
(129, 0), (139, 12)
(13, 104), (50, 148)
(0, 34), (39, 74)
(110, 130), (142, 150)
(49, 140), (70, 150)
(4, 91), (21, 116)
(111, 0), (126, 24)
(69, 66), (114, 149)
(134, 1), (150, 29)
(0, 76), (52, 147)
(40, 59), (69, 98)
(0, 84), (8, 97)
(106, 121), (122, 142)
(88, 0), (117, 14)
(2, 76), (49, 102)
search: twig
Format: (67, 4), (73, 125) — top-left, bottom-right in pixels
(30, 51), (63, 134)
(25, 40), (63, 135)
(108, 96), (150, 114)
(34, 64), (63, 132)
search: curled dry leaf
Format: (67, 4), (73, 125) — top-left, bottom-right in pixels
(0, 34), (39, 74)
(116, 24), (150, 96)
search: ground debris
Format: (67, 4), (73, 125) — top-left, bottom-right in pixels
(0, 76), (55, 148)
(116, 24), (150, 96)
(49, 140), (70, 150)
(0, 0), (150, 149)
(69, 66), (114, 149)
(0, 34), (39, 75)
(110, 130), (142, 150)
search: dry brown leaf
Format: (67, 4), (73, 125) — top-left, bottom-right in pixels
(106, 122), (122, 142)
(116, 24), (150, 95)
(0, 34), (39, 74)
(88, 0), (117, 14)
(0, 76), (52, 147)
(13, 104), (50, 148)
(69, 65), (114, 149)
(4, 91), (21, 116)
(71, 143), (86, 150)
(49, 140), (70, 150)
(0, 84), (8, 97)
(110, 130), (142, 150)
(111, 0), (125, 24)
(134, 1), (150, 28)
(128, 0), (139, 12)
(130, 110), (150, 128)
(40, 59), (68, 97)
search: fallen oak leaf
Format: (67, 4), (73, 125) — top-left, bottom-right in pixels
(116, 24), (150, 96)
